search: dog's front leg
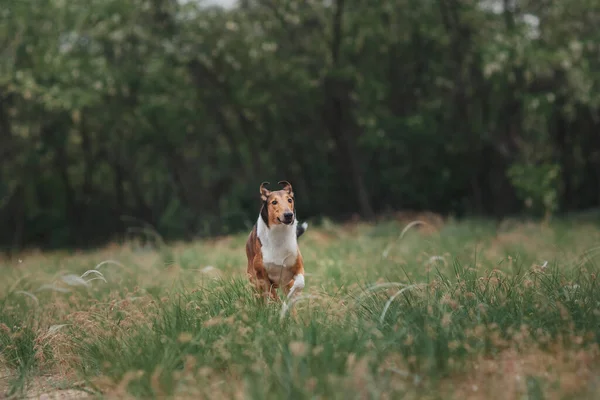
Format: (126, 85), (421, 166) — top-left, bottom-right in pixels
(248, 251), (279, 302)
(285, 253), (305, 300)
(264, 280), (280, 302)
(251, 275), (279, 301)
(285, 273), (305, 299)
(253, 269), (280, 302)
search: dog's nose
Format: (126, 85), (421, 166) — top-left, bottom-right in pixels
(283, 212), (294, 221)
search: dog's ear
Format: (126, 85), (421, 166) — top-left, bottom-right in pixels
(260, 181), (271, 202)
(278, 180), (293, 196)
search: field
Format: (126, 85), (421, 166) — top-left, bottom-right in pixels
(1, 214), (600, 399)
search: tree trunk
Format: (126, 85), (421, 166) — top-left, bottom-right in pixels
(79, 110), (94, 203)
(324, 0), (374, 219)
(51, 128), (80, 246)
(591, 118), (600, 206)
(554, 108), (571, 210)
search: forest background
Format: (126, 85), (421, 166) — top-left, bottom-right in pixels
(1, 0), (599, 251)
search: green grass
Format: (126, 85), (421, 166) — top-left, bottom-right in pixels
(0, 304), (42, 397)
(1, 216), (600, 399)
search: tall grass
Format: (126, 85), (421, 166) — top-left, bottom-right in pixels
(1, 217), (599, 399)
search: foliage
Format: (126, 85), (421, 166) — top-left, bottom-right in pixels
(507, 162), (561, 219)
(1, 0), (599, 250)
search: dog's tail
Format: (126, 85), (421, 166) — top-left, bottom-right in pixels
(296, 221), (308, 238)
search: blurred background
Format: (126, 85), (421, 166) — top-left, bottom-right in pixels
(0, 0), (599, 251)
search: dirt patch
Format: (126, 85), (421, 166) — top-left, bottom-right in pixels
(0, 368), (92, 399)
(445, 345), (600, 400)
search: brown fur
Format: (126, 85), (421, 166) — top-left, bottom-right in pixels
(245, 181), (305, 302)
(259, 181), (295, 227)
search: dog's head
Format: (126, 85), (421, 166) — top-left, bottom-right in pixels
(259, 181), (295, 227)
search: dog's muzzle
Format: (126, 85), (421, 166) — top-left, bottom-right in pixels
(281, 212), (294, 225)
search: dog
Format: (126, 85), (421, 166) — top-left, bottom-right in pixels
(245, 180), (308, 302)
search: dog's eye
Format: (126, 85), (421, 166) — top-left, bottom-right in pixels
(288, 198), (292, 203)
(271, 200), (278, 205)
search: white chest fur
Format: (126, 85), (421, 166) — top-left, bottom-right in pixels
(257, 216), (298, 286)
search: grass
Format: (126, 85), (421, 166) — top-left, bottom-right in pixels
(1, 214), (600, 399)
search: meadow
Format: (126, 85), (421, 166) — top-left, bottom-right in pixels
(1, 213), (600, 399)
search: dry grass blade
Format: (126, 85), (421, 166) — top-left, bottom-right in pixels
(61, 274), (90, 287)
(382, 220), (430, 258)
(7, 275), (31, 295)
(47, 324), (70, 335)
(379, 284), (426, 324)
(94, 259), (127, 270)
(352, 282), (409, 304)
(80, 270), (105, 279)
(84, 276), (107, 284)
(14, 290), (39, 305)
(280, 294), (329, 320)
(36, 284), (71, 293)
(426, 255), (447, 266)
(399, 220), (429, 239)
